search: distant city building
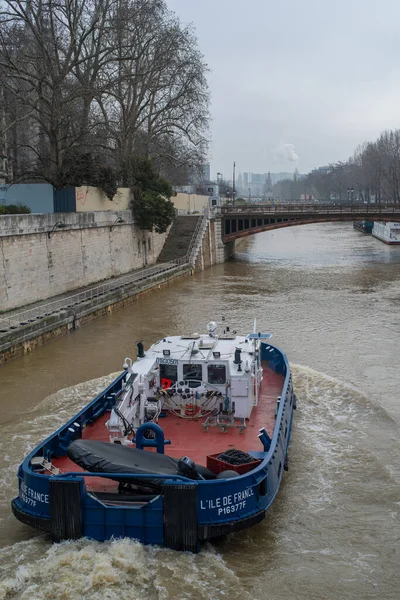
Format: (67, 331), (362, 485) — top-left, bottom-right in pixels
(270, 172), (296, 184)
(205, 184), (219, 197)
(264, 172), (273, 198)
(236, 171), (301, 198)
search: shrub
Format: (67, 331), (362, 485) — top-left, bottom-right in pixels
(133, 191), (176, 233)
(0, 204), (31, 214)
(55, 152), (118, 200)
(125, 157), (176, 233)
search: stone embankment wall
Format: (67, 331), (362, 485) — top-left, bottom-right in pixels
(74, 187), (210, 214)
(172, 193), (209, 213)
(75, 187), (133, 212)
(0, 211), (168, 312)
(0, 213), (235, 363)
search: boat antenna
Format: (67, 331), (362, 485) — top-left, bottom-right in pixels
(253, 318), (257, 334)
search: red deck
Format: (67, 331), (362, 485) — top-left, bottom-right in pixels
(52, 365), (283, 492)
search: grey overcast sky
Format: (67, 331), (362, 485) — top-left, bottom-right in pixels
(167, 0), (400, 179)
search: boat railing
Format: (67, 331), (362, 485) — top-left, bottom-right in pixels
(22, 373), (125, 467)
(46, 471), (195, 484)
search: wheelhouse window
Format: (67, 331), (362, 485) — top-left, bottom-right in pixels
(183, 363), (203, 384)
(159, 363), (177, 388)
(208, 364), (226, 385)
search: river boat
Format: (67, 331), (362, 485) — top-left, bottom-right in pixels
(372, 221), (400, 244)
(12, 320), (297, 552)
(353, 220), (374, 234)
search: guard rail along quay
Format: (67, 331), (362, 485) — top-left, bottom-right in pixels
(0, 215), (208, 364)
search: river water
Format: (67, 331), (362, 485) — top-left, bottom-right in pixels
(0, 222), (399, 599)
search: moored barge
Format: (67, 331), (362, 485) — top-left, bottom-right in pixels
(372, 221), (400, 244)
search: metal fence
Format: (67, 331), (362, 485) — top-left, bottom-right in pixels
(221, 202), (400, 216)
(0, 215), (207, 332)
(0, 262), (182, 331)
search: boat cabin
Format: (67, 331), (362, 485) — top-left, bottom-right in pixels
(106, 324), (272, 443)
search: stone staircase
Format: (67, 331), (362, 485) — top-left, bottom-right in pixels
(157, 216), (202, 263)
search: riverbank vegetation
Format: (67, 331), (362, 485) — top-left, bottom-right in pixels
(0, 204), (31, 215)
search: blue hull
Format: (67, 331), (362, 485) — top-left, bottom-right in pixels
(12, 342), (295, 551)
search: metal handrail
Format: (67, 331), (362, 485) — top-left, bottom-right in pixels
(187, 214), (207, 261)
(171, 214), (207, 267)
(0, 261), (184, 331)
(49, 471), (194, 483)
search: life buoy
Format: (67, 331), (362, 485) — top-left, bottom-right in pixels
(161, 378), (173, 389)
(185, 404), (199, 417)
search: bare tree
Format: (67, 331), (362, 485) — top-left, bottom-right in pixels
(101, 0), (209, 182)
(0, 0), (209, 186)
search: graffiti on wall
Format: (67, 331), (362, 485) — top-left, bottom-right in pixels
(76, 188), (88, 206)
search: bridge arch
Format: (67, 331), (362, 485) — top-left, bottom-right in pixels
(221, 203), (400, 242)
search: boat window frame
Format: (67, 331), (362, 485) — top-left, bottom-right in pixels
(207, 363), (227, 385)
(159, 362), (178, 384)
(182, 363), (203, 384)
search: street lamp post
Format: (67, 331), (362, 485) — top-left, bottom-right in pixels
(248, 187), (251, 202)
(232, 161), (236, 206)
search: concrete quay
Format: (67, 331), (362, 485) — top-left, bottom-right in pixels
(0, 210), (235, 364)
(0, 262), (191, 364)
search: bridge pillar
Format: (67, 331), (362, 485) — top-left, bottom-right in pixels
(214, 216), (235, 263)
(192, 215), (235, 271)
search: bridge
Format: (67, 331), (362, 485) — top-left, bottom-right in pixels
(221, 203), (400, 242)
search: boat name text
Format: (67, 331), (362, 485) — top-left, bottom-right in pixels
(200, 487), (254, 515)
(20, 481), (49, 507)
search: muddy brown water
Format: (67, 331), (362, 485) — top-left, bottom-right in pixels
(0, 222), (399, 599)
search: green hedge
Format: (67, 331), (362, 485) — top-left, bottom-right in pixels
(0, 204), (32, 215)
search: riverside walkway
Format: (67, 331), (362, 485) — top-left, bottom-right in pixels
(0, 259), (188, 332)
(0, 215), (206, 334)
(0, 214), (208, 363)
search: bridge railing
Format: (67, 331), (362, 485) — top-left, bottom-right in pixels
(221, 203), (400, 215)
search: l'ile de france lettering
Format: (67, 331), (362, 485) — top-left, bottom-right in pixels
(200, 487), (254, 516)
(20, 481), (49, 508)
